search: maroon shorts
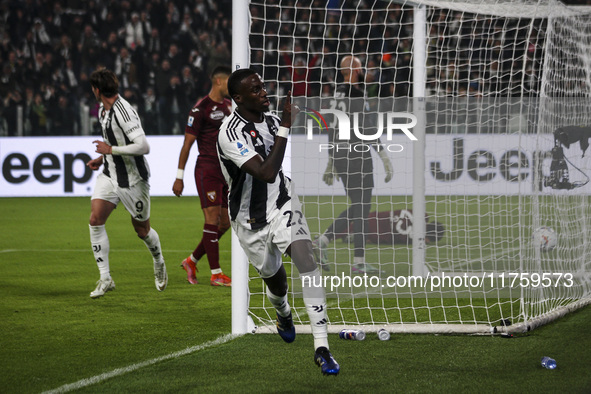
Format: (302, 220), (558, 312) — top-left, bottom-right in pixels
(195, 166), (228, 209)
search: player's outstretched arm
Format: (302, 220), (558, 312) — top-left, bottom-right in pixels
(93, 135), (150, 156)
(241, 91), (300, 183)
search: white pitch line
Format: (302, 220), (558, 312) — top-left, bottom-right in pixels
(41, 333), (238, 394)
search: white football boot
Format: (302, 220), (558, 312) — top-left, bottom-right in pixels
(154, 261), (168, 291)
(90, 278), (116, 298)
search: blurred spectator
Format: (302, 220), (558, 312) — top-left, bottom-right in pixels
(140, 12), (152, 45)
(55, 34), (76, 65)
(161, 11), (180, 43)
(50, 95), (76, 135)
(122, 87), (142, 110)
(51, 2), (66, 33)
(2, 89), (23, 136)
(144, 52), (161, 90)
(181, 65), (198, 104)
(206, 40), (231, 78)
(321, 84), (334, 98)
(84, 0), (102, 27)
(125, 12), (146, 49)
(178, 11), (199, 53)
(141, 86), (159, 134)
(155, 58), (173, 98)
(165, 42), (184, 71)
(0, 31), (14, 60)
(7, 7), (30, 43)
(0, 64), (18, 97)
(44, 52), (58, 81)
(32, 18), (52, 52)
(148, 0), (168, 31)
(6, 51), (18, 75)
(23, 87), (35, 134)
(114, 46), (138, 90)
(281, 49), (320, 97)
(189, 48), (206, 85)
(14, 54), (34, 89)
(160, 73), (189, 134)
(20, 30), (37, 61)
(146, 27), (162, 55)
(99, 12), (122, 42)
(166, 1), (181, 25)
(29, 91), (49, 135)
(79, 24), (101, 75)
(99, 32), (122, 71)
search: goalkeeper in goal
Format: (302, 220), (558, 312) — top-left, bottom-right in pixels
(312, 55), (394, 274)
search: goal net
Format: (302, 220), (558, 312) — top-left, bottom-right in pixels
(235, 0), (591, 335)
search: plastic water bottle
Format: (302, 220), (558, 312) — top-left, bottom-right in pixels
(378, 329), (390, 341)
(339, 329), (366, 340)
(541, 356), (557, 369)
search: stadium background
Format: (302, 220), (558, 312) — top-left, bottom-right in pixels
(1, 0), (591, 392)
(0, 0), (589, 137)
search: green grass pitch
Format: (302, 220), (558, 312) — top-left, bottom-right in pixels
(0, 197), (590, 392)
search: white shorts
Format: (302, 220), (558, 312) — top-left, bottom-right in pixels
(91, 173), (151, 221)
(232, 197), (311, 278)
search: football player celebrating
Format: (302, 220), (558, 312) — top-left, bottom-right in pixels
(217, 69), (339, 375)
(87, 68), (167, 298)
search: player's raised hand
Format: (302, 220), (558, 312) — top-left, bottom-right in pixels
(279, 90), (300, 128)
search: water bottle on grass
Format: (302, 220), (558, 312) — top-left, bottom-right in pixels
(541, 356), (557, 369)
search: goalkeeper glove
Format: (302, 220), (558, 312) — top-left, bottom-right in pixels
(322, 159), (340, 186)
(378, 149), (393, 183)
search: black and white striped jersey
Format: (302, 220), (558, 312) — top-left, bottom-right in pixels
(217, 110), (291, 230)
(98, 96), (150, 188)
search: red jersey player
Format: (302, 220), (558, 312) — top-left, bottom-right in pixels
(334, 209), (445, 245)
(173, 66), (232, 286)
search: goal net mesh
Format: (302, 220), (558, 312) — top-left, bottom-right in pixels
(243, 0), (591, 333)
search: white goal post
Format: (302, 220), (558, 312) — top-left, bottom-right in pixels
(231, 0), (591, 335)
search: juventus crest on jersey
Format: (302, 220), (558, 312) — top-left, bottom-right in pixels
(217, 110), (291, 230)
(98, 97), (150, 188)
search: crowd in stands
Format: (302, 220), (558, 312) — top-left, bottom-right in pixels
(0, 0), (231, 136)
(249, 1), (548, 101)
(1, 0), (590, 136)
